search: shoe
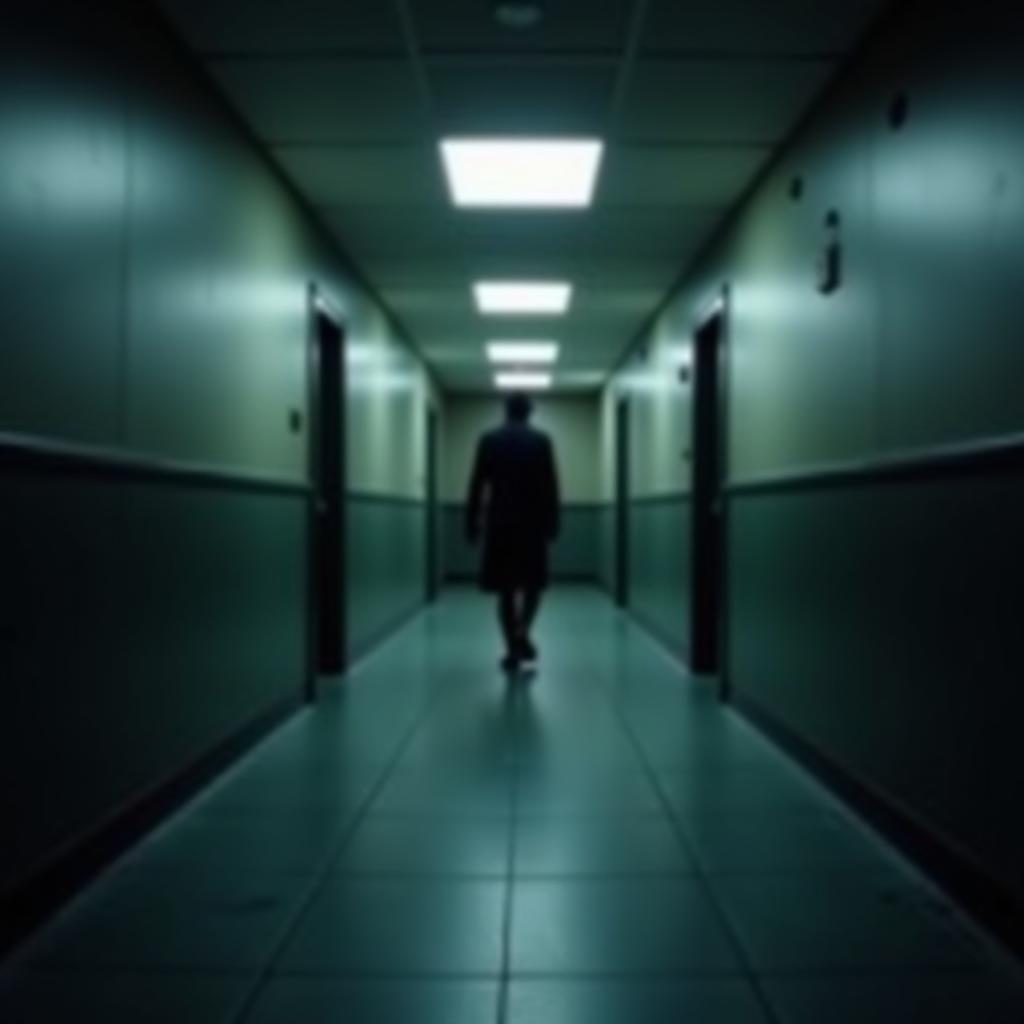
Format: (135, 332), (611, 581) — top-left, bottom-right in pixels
(516, 635), (538, 661)
(500, 653), (520, 673)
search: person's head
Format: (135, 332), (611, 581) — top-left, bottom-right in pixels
(504, 392), (533, 423)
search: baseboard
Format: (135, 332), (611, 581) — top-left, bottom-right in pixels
(346, 599), (427, 669)
(443, 573), (602, 584)
(627, 607), (689, 667)
(734, 692), (1024, 961)
(0, 692), (301, 962)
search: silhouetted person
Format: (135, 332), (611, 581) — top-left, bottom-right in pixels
(466, 393), (561, 672)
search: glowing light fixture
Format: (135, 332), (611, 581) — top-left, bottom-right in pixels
(474, 281), (572, 315)
(487, 341), (559, 364)
(495, 371), (552, 390)
(441, 138), (603, 207)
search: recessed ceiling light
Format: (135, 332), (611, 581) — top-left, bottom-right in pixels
(487, 341), (559, 364)
(441, 139), (603, 208)
(474, 281), (572, 315)
(495, 371), (552, 390)
(493, 2), (544, 29)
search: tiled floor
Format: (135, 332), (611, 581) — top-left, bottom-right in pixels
(2, 587), (1023, 1022)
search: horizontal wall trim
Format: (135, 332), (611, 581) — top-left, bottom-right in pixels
(350, 490), (425, 507)
(445, 572), (600, 584)
(734, 692), (1024, 959)
(728, 434), (1024, 497)
(0, 433), (310, 497)
(0, 692), (301, 962)
(628, 491), (691, 507)
(442, 500), (608, 511)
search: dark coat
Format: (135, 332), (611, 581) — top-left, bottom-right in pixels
(465, 421), (561, 592)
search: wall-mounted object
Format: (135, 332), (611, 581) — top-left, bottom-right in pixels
(816, 209), (842, 295)
(888, 91), (910, 130)
(289, 409), (303, 433)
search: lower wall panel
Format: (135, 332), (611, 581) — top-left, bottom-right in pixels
(729, 473), (1024, 908)
(1, 469), (307, 897)
(628, 496), (692, 655)
(347, 495), (426, 661)
(598, 504), (616, 593)
(442, 504), (603, 582)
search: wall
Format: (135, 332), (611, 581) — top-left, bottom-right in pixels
(602, 0), (1024, 919)
(441, 395), (602, 580)
(0, 2), (436, 911)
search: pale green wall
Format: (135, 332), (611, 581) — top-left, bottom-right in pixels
(0, 1), (437, 902)
(600, 1), (1024, 911)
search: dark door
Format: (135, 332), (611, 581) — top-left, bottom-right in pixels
(425, 407), (439, 603)
(309, 297), (346, 687)
(615, 397), (630, 607)
(689, 300), (728, 682)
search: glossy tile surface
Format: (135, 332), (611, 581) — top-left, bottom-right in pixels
(1, 588), (1021, 1023)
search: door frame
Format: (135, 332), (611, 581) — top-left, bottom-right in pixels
(424, 405), (440, 603)
(306, 284), (347, 699)
(614, 395), (631, 607)
(689, 285), (731, 698)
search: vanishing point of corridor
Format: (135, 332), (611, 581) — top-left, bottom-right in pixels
(2, 589), (1022, 1022)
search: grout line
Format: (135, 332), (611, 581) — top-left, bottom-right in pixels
(595, 650), (786, 1024)
(226, 663), (450, 1024)
(496, 685), (523, 1024)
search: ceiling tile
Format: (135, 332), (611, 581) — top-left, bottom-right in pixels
(429, 63), (617, 134)
(274, 146), (445, 205)
(325, 207), (718, 261)
(642, 0), (889, 57)
(158, 0), (404, 55)
(621, 58), (836, 144)
(209, 59), (424, 143)
(410, 0), (634, 54)
(597, 145), (771, 206)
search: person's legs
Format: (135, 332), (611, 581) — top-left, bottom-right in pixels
(497, 587), (519, 669)
(517, 586), (542, 660)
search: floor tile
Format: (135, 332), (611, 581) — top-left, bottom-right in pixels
(510, 879), (742, 974)
(127, 811), (348, 873)
(20, 867), (307, 970)
(244, 977), (499, 1023)
(712, 872), (988, 971)
(334, 816), (510, 876)
(514, 816), (695, 877)
(507, 978), (771, 1023)
(516, 768), (663, 815)
(678, 808), (899, 874)
(656, 764), (825, 817)
(0, 969), (252, 1024)
(763, 971), (1024, 1024)
(278, 878), (505, 975)
(370, 768), (514, 817)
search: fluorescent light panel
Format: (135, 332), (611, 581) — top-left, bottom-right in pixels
(495, 371), (552, 390)
(487, 341), (559, 364)
(474, 281), (571, 315)
(441, 138), (603, 207)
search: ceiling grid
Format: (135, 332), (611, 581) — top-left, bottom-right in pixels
(157, 0), (888, 392)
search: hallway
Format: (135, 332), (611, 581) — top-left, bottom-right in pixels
(2, 588), (1022, 1022)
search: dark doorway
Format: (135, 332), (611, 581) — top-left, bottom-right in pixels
(425, 407), (439, 603)
(309, 291), (346, 689)
(614, 397), (631, 607)
(689, 293), (729, 685)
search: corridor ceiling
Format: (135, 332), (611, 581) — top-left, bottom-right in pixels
(157, 0), (888, 393)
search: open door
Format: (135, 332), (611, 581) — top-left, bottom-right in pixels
(308, 287), (346, 692)
(615, 396), (631, 607)
(425, 406), (439, 603)
(689, 290), (730, 691)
